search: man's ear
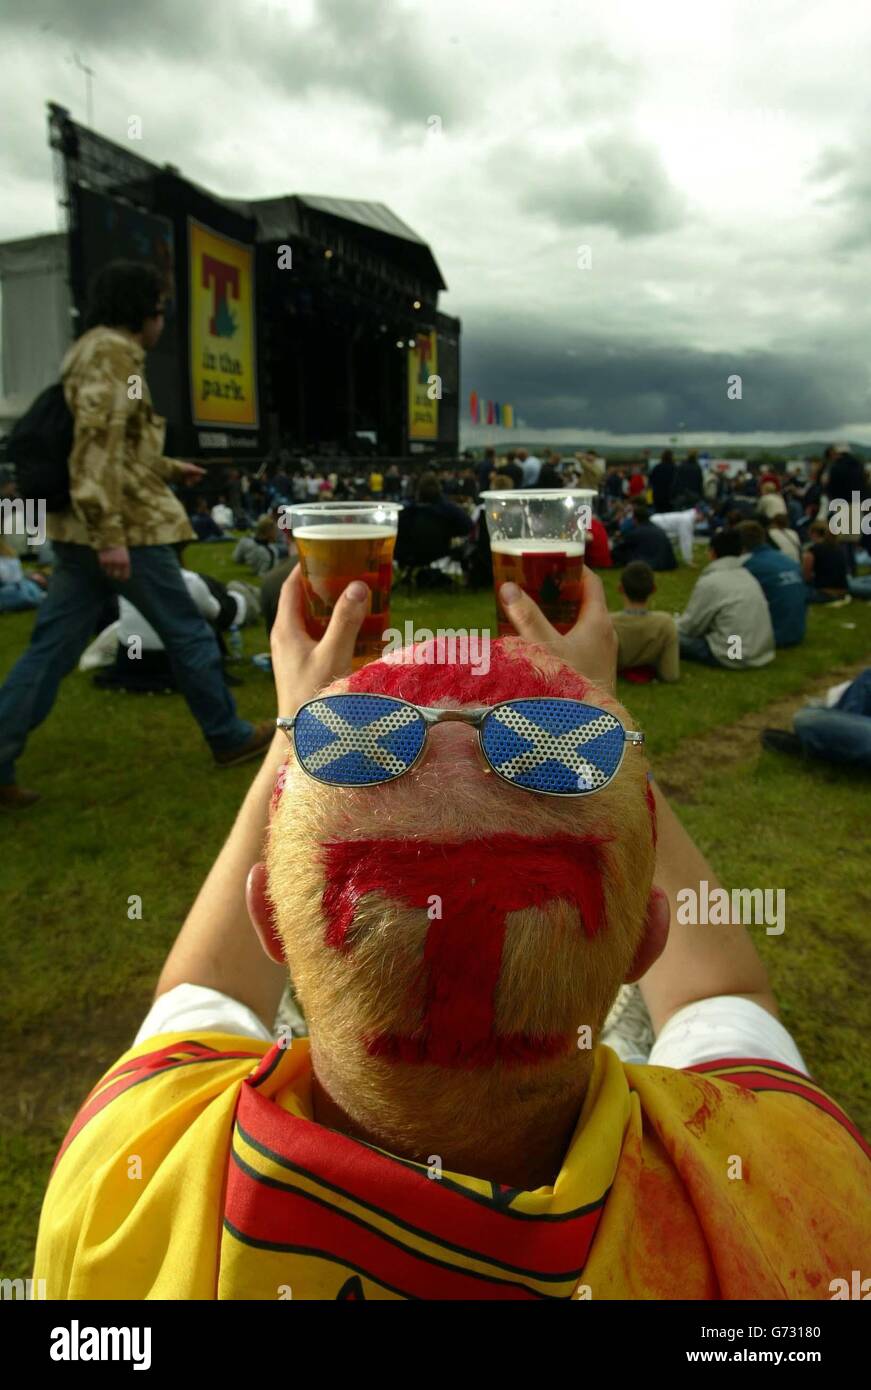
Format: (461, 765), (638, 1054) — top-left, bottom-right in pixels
(624, 886), (670, 983)
(246, 862), (285, 963)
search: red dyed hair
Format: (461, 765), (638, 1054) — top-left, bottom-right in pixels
(348, 636), (595, 705)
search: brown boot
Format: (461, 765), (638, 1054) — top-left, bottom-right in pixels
(0, 785), (41, 811)
(213, 721), (275, 769)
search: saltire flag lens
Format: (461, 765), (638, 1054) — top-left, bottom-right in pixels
(293, 695), (628, 795)
(294, 695), (425, 786)
(481, 699), (625, 793)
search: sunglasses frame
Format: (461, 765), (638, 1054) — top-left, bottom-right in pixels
(277, 694), (644, 798)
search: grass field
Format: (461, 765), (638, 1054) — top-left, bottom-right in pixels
(1, 540), (869, 1276)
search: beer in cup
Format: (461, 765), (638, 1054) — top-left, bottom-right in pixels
(480, 490), (596, 636)
(288, 502), (400, 667)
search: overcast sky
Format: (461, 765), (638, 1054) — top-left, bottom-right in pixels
(2, 0), (871, 441)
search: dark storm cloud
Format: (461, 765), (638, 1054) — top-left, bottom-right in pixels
(495, 133), (686, 238)
(1, 0), (471, 129)
(462, 320), (868, 432)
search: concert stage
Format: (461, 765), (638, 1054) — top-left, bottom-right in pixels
(0, 105), (460, 465)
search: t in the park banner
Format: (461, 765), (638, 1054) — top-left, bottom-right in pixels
(408, 331), (439, 440)
(189, 218), (258, 428)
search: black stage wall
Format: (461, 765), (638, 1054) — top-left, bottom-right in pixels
(50, 104), (459, 464)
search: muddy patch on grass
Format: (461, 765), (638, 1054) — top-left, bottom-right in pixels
(655, 661), (869, 802)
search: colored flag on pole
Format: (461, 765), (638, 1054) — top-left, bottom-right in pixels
(502, 403), (514, 428)
(469, 391), (479, 423)
(486, 400), (494, 425)
(494, 402), (501, 426)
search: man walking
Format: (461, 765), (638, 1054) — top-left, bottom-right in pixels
(0, 261), (271, 810)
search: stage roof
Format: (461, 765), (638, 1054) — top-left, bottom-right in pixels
(294, 195), (426, 245)
(234, 193), (447, 291)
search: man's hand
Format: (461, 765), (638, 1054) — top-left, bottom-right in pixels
(499, 567), (618, 696)
(98, 546), (131, 582)
(271, 564), (369, 713)
(177, 462), (207, 485)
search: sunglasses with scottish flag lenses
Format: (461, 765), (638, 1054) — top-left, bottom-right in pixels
(277, 694), (644, 797)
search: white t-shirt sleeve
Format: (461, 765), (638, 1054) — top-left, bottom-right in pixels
(648, 995), (808, 1074)
(183, 570), (221, 623)
(134, 983), (274, 1045)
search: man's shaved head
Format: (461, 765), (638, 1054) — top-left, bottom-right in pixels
(266, 638), (655, 1161)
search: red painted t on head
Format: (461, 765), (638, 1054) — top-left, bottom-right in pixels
(321, 832), (610, 1069)
(275, 641), (639, 1070)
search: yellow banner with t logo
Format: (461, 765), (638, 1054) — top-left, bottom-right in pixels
(189, 218), (258, 428)
(408, 331), (438, 440)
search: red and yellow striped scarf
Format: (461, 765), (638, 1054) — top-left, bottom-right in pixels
(35, 1036), (869, 1299)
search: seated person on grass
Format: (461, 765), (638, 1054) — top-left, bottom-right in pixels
(804, 520), (871, 604)
(649, 505), (698, 566)
(233, 515), (281, 577)
(612, 502), (677, 572)
(677, 528), (775, 670)
(757, 483), (788, 522)
(80, 565), (260, 693)
(611, 560), (679, 683)
(211, 497), (236, 530)
(583, 515), (612, 569)
(735, 521), (806, 648)
(0, 540), (47, 613)
(764, 512), (802, 565)
(762, 668), (871, 771)
(190, 497), (224, 542)
(396, 472), (474, 556)
(35, 570), (869, 1299)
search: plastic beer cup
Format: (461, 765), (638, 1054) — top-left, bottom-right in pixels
(288, 502), (400, 667)
(480, 490), (596, 636)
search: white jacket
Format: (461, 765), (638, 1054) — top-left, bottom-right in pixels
(677, 556), (775, 667)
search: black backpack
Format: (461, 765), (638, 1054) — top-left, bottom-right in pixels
(7, 383), (74, 512)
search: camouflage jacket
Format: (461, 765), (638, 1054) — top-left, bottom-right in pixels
(47, 326), (195, 550)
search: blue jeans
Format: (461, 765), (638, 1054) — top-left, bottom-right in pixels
(0, 579), (46, 612)
(847, 575), (871, 600)
(0, 542), (253, 784)
(793, 670), (871, 770)
(679, 633), (720, 666)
